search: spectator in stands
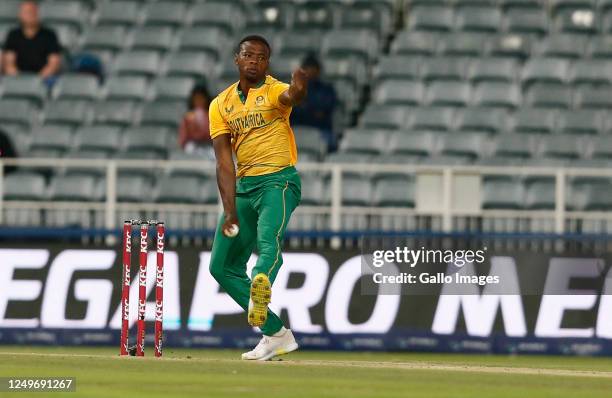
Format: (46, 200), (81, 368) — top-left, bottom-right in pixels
(0, 128), (17, 174)
(179, 83), (213, 158)
(2, 1), (61, 80)
(290, 53), (338, 152)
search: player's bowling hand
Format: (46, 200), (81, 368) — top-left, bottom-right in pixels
(222, 212), (240, 238)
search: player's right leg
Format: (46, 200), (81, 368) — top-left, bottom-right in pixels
(208, 196), (284, 329)
(208, 196), (257, 311)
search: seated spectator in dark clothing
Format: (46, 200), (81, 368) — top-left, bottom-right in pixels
(178, 83), (214, 159)
(2, 1), (61, 79)
(290, 53), (338, 151)
(0, 128), (17, 174)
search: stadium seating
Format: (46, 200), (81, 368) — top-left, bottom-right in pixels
(390, 131), (436, 158)
(155, 176), (211, 204)
(143, 2), (187, 28)
(80, 26), (126, 54)
(96, 1), (140, 28)
(293, 126), (327, 160)
(0, 1), (21, 24)
(49, 174), (100, 201)
(482, 180), (525, 209)
(558, 110), (604, 135)
(43, 100), (91, 128)
(3, 172), (47, 200)
(4, 0), (612, 233)
(1, 75), (46, 106)
(29, 125), (74, 156)
(105, 76), (149, 102)
(166, 52), (216, 80)
(130, 26), (175, 54)
(53, 74), (100, 101)
(40, 1), (89, 32)
(191, 2), (245, 34)
(455, 107), (504, 134)
(113, 51), (161, 78)
(140, 101), (183, 128)
(123, 126), (171, 158)
(372, 177), (415, 207)
(92, 100), (137, 127)
(178, 27), (229, 61)
(75, 126), (123, 155)
(153, 77), (195, 102)
(469, 58), (518, 82)
(494, 134), (536, 159)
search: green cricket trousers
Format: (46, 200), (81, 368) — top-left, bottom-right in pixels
(209, 166), (301, 336)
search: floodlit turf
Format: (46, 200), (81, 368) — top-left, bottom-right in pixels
(1, 346), (612, 398)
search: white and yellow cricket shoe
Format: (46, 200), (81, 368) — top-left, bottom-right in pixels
(241, 328), (299, 361)
(248, 273), (272, 327)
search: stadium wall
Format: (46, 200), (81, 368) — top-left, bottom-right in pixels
(1, 238), (612, 355)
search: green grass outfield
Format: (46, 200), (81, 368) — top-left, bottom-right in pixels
(1, 346), (612, 398)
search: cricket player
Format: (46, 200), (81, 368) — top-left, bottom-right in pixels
(208, 35), (308, 361)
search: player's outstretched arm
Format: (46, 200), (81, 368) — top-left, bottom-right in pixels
(212, 135), (239, 232)
(279, 68), (309, 107)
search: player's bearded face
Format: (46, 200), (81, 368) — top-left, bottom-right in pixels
(236, 41), (269, 83)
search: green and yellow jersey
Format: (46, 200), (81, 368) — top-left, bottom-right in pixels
(209, 75), (298, 177)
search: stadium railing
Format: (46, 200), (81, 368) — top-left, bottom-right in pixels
(1, 158), (612, 240)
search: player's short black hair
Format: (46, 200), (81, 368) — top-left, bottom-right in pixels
(236, 35), (272, 56)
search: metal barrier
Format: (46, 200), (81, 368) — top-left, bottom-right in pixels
(1, 157), (612, 236)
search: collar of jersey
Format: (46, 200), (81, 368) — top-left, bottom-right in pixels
(237, 77), (266, 104)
